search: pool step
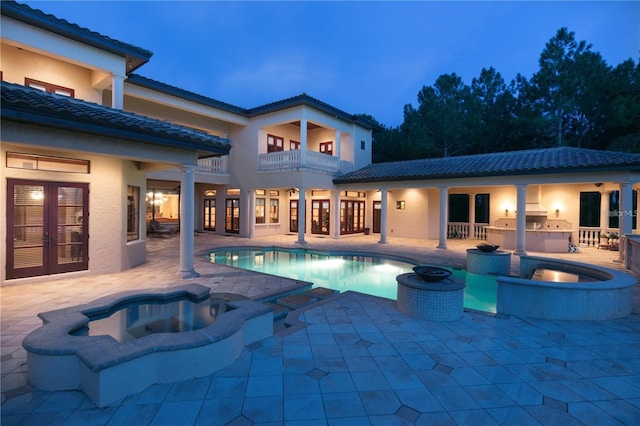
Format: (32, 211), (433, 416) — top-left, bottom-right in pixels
(277, 293), (318, 310)
(275, 287), (340, 310)
(304, 287), (340, 299)
(265, 302), (289, 320)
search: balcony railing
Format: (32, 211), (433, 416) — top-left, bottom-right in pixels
(197, 156), (228, 174)
(447, 222), (488, 240)
(258, 150), (341, 173)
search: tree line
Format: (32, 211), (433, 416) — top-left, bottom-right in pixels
(369, 28), (640, 163)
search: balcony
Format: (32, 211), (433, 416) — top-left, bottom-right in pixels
(258, 150), (343, 174)
(197, 156), (228, 174)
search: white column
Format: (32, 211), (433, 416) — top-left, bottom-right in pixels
(248, 189), (255, 238)
(179, 165), (199, 278)
(297, 187), (307, 244)
(111, 73), (125, 110)
(600, 190), (611, 231)
(335, 130), (342, 165)
(332, 190), (341, 239)
(468, 193), (476, 239)
(300, 118), (308, 167)
(437, 186), (448, 249)
(619, 182), (634, 236)
(379, 189), (388, 244)
(515, 184), (527, 255)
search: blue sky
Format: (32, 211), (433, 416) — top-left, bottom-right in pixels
(28, 1), (640, 127)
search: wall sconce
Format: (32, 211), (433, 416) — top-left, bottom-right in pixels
(555, 208), (560, 217)
(504, 209), (509, 217)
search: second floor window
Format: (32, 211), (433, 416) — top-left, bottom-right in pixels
(25, 78), (74, 97)
(267, 135), (284, 153)
(290, 140), (300, 150)
(319, 141), (333, 155)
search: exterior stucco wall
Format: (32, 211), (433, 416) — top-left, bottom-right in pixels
(1, 17), (123, 93)
(385, 189), (431, 239)
(351, 125), (373, 171)
(1, 43), (102, 104)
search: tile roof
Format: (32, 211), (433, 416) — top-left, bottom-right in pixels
(1, 81), (231, 157)
(127, 75), (380, 131)
(334, 147), (640, 184)
(247, 93), (381, 131)
(2, 1), (152, 72)
(127, 74), (248, 115)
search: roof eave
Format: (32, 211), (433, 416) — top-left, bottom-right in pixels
(1, 1), (152, 71)
(1, 107), (231, 157)
(334, 165), (640, 185)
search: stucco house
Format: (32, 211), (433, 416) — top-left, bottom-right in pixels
(2, 1), (639, 285)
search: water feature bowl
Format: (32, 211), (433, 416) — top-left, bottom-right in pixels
(412, 266), (452, 282)
(476, 244), (500, 252)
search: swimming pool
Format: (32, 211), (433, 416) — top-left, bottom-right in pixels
(209, 247), (497, 313)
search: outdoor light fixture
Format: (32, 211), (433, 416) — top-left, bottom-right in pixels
(505, 209), (509, 217)
(555, 208), (560, 217)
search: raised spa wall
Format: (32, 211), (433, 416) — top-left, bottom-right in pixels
(496, 255), (637, 320)
(22, 284), (273, 407)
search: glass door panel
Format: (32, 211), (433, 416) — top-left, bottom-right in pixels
(55, 186), (85, 267)
(10, 184), (46, 275)
(225, 198), (239, 233)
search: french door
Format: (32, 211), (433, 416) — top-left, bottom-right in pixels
(203, 198), (216, 231)
(311, 200), (330, 235)
(7, 179), (89, 279)
(373, 201), (381, 233)
(225, 198), (240, 233)
(289, 200), (299, 233)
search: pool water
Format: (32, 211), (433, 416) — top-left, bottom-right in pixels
(209, 247), (497, 313)
(71, 296), (228, 343)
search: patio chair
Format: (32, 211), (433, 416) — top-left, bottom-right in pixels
(149, 219), (171, 238)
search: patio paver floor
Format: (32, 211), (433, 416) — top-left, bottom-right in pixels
(2, 234), (638, 425)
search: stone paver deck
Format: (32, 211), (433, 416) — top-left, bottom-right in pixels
(1, 234), (639, 425)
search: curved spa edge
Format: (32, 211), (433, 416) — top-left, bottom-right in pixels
(22, 283), (273, 407)
(497, 255), (637, 320)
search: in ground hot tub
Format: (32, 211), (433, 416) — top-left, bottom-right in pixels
(23, 284), (272, 407)
(497, 256), (636, 320)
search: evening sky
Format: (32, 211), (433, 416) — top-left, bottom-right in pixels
(27, 1), (640, 127)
